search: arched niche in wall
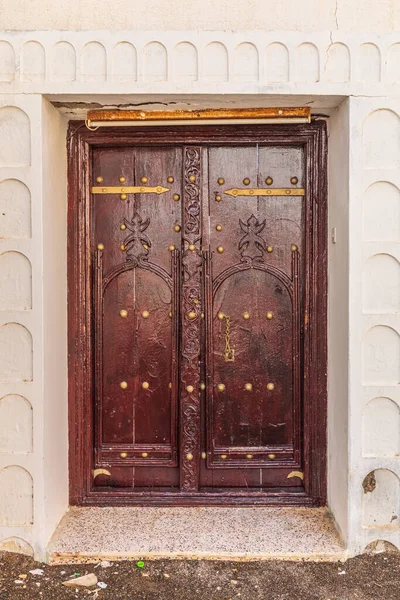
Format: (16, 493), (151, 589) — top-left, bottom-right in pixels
(0, 251), (32, 310)
(203, 42), (228, 82)
(233, 42), (258, 82)
(112, 42), (137, 82)
(0, 466), (33, 526)
(325, 43), (350, 82)
(0, 41), (15, 82)
(81, 42), (107, 82)
(143, 42), (167, 81)
(362, 397), (400, 457)
(363, 109), (400, 169)
(362, 469), (400, 528)
(51, 42), (76, 82)
(0, 394), (33, 454)
(293, 43), (319, 83)
(362, 325), (400, 385)
(358, 43), (381, 83)
(0, 323), (33, 382)
(0, 179), (31, 239)
(362, 254), (400, 313)
(21, 41), (45, 82)
(173, 42), (198, 82)
(0, 107), (30, 167)
(363, 181), (400, 242)
(265, 43), (289, 83)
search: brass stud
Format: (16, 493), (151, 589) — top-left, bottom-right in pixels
(167, 176), (174, 183)
(217, 246), (224, 253)
(201, 312), (205, 319)
(186, 452), (194, 461)
(216, 224), (222, 231)
(102, 188), (107, 193)
(266, 311), (273, 320)
(243, 312), (250, 320)
(215, 195), (222, 202)
(267, 246), (273, 253)
(119, 176), (126, 183)
(169, 382), (172, 389)
(189, 244), (196, 251)
(188, 311), (196, 319)
(193, 299), (199, 304)
(143, 244), (149, 250)
(169, 245), (176, 251)
(141, 176), (148, 184)
(201, 451), (207, 459)
(120, 194), (127, 200)
(218, 312), (224, 320)
(189, 175), (196, 182)
(268, 453), (276, 460)
(291, 244), (298, 252)
(221, 454), (227, 459)
(120, 381), (128, 389)
(142, 310), (149, 319)
(265, 177), (273, 185)
(120, 223), (127, 231)
(173, 194), (180, 201)
(200, 382), (206, 390)
(217, 383), (225, 392)
(168, 311), (173, 318)
(120, 309), (128, 318)
(120, 452), (128, 458)
(96, 176), (103, 183)
(245, 383), (253, 391)
(290, 176), (298, 185)
(120, 244), (126, 251)
(97, 243), (104, 250)
(243, 178), (250, 185)
(186, 385), (194, 393)
(174, 224), (181, 232)
(246, 454), (253, 459)
(141, 452), (148, 458)
(142, 381), (150, 389)
(217, 178), (225, 185)
(267, 383), (275, 391)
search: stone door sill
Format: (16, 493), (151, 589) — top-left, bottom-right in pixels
(47, 506), (345, 564)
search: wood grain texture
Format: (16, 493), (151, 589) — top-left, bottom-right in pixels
(68, 122), (327, 506)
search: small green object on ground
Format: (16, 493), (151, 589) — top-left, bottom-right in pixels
(136, 561), (145, 568)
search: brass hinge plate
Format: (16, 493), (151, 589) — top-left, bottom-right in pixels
(91, 186), (170, 195)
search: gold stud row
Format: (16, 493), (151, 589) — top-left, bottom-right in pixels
(214, 176), (298, 186)
(120, 381), (150, 389)
(120, 451), (149, 458)
(219, 453), (276, 460)
(99, 242), (297, 253)
(218, 311), (274, 320)
(216, 382), (275, 391)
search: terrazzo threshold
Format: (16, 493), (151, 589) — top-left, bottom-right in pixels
(47, 506), (345, 564)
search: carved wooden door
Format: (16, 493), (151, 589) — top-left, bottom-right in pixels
(69, 123), (327, 506)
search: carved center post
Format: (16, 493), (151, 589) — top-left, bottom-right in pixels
(180, 147), (202, 491)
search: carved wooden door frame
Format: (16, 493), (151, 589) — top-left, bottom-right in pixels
(68, 122), (327, 506)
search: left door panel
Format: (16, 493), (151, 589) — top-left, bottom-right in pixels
(92, 147), (181, 489)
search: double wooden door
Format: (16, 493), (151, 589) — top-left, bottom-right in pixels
(68, 123), (327, 506)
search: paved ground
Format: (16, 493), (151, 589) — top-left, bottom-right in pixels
(1, 551), (400, 599)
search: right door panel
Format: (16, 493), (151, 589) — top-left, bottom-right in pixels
(202, 144), (304, 489)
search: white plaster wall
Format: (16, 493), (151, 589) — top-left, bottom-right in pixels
(0, 0), (399, 32)
(0, 95), (44, 558)
(348, 97), (400, 554)
(41, 99), (68, 545)
(327, 99), (350, 543)
(0, 27), (398, 560)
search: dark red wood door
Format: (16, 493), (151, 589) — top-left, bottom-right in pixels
(68, 123), (327, 505)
